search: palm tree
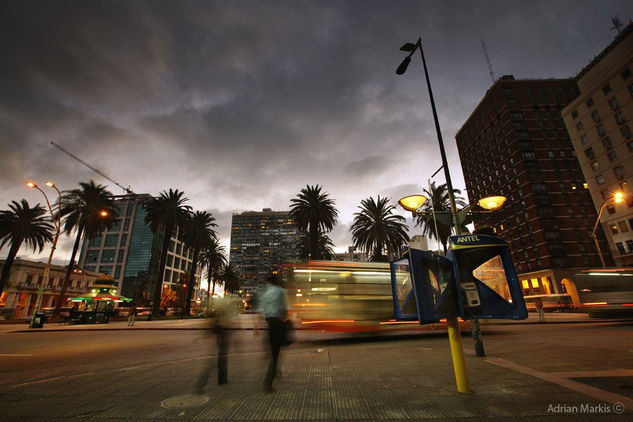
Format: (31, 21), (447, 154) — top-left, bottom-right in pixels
(220, 262), (241, 294)
(289, 185), (338, 260)
(200, 238), (227, 298)
(297, 231), (335, 260)
(182, 210), (218, 315)
(55, 181), (117, 314)
(350, 196), (410, 262)
(0, 200), (54, 295)
(415, 182), (468, 253)
(144, 189), (192, 315)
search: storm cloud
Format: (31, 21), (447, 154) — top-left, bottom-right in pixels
(2, 0), (632, 262)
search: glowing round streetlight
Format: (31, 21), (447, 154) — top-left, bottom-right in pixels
(25, 180), (63, 328)
(398, 195), (428, 215)
(99, 210), (109, 217)
(614, 191), (624, 203)
(477, 196), (507, 212)
(592, 190), (629, 267)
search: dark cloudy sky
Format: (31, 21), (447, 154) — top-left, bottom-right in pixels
(2, 0), (632, 263)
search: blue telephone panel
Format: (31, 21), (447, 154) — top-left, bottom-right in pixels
(389, 257), (418, 321)
(408, 248), (459, 324)
(448, 234), (528, 320)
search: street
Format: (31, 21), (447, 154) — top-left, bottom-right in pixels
(1, 315), (632, 421)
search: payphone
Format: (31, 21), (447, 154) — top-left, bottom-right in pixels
(390, 234), (527, 323)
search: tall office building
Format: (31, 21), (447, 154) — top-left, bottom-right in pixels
(455, 75), (607, 298)
(561, 24), (633, 266)
(78, 194), (199, 303)
(229, 208), (300, 292)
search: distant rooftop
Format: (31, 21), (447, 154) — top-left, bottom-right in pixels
(577, 22), (633, 79)
(233, 208), (290, 216)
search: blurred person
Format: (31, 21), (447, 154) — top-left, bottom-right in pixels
(127, 302), (137, 327)
(534, 297), (545, 323)
(254, 272), (288, 393)
(194, 294), (239, 393)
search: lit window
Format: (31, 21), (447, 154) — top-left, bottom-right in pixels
(591, 161), (600, 171)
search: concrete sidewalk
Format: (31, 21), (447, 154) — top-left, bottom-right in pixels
(2, 323), (632, 421)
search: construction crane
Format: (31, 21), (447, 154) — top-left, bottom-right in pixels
(51, 141), (136, 196)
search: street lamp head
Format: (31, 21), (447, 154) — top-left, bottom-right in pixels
(614, 191), (624, 203)
(396, 56), (411, 75)
(398, 194), (428, 214)
(26, 181), (37, 188)
(45, 181), (55, 187)
(99, 210), (109, 217)
(400, 42), (417, 52)
(477, 195), (507, 211)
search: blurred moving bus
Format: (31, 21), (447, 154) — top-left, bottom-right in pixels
(575, 268), (633, 317)
(281, 260), (421, 332)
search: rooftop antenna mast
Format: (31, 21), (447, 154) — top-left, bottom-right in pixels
(610, 16), (624, 33)
(50, 141), (136, 196)
(480, 36), (495, 84)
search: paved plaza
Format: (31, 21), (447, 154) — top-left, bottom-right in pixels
(1, 314), (632, 421)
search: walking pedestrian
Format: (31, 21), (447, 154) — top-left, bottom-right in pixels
(127, 302), (137, 326)
(254, 272), (288, 393)
(194, 294), (239, 393)
(534, 297), (545, 323)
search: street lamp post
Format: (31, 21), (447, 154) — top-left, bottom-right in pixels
(396, 37), (473, 392)
(591, 191), (625, 268)
(26, 181), (62, 328)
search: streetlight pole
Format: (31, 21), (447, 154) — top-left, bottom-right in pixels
(26, 181), (62, 328)
(398, 37), (486, 359)
(591, 192), (625, 268)
(397, 37), (474, 392)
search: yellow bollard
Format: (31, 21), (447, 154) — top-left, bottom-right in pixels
(446, 317), (471, 393)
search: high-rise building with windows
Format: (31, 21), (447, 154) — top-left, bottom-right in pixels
(455, 75), (608, 299)
(78, 194), (199, 303)
(229, 208), (300, 292)
(561, 23), (633, 266)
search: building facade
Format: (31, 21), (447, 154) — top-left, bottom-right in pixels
(561, 24), (633, 266)
(455, 75), (608, 298)
(78, 194), (200, 305)
(0, 258), (97, 319)
(334, 246), (369, 262)
(229, 209), (300, 292)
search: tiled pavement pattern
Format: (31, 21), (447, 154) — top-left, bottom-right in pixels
(3, 330), (631, 421)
